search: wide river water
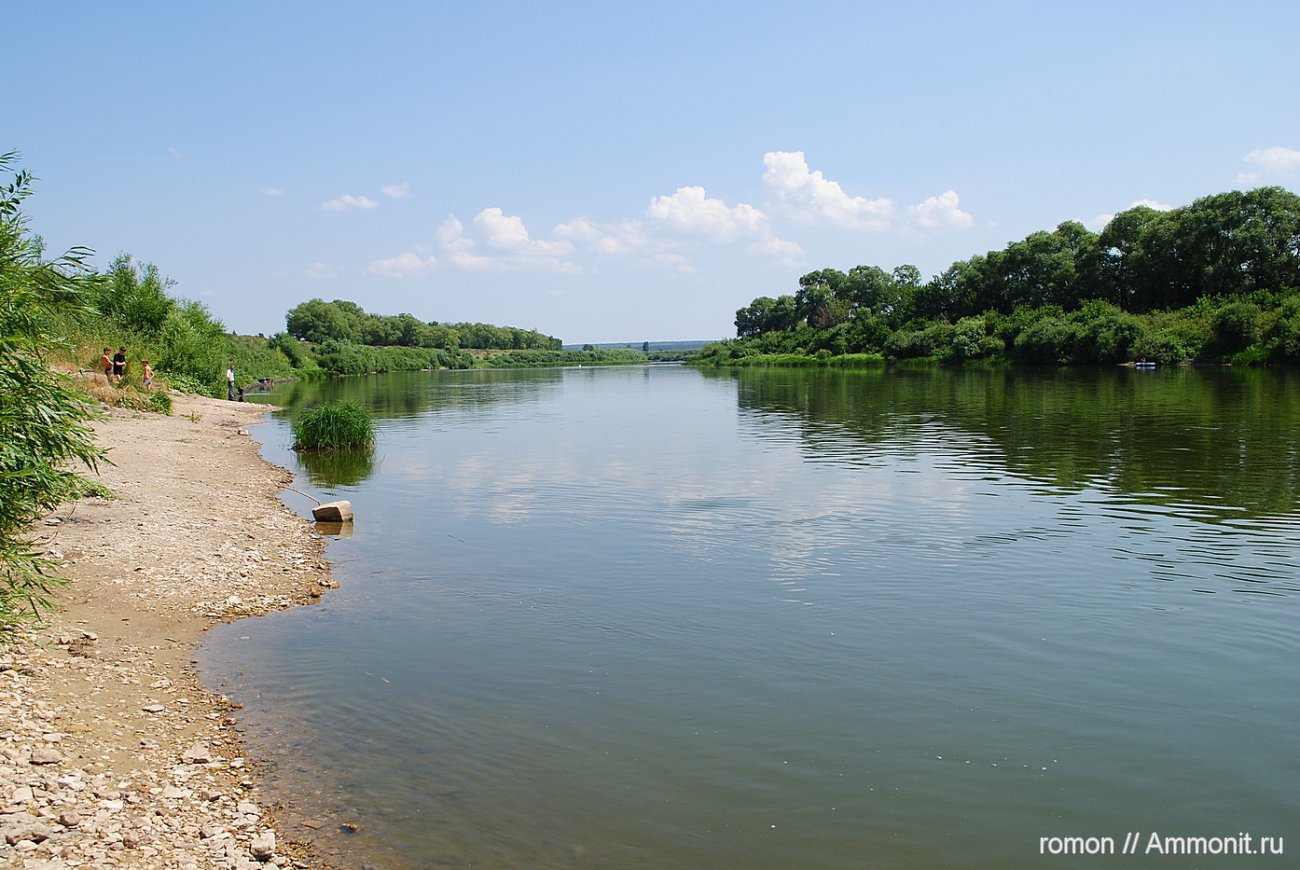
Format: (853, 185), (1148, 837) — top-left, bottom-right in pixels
(202, 364), (1298, 868)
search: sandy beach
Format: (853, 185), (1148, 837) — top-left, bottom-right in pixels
(2, 392), (336, 869)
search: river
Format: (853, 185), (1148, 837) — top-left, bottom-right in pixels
(202, 364), (1298, 868)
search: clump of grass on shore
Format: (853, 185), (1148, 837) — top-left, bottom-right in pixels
(147, 390), (172, 415)
(292, 401), (375, 451)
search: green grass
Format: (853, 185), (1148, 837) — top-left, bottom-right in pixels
(292, 401), (376, 451)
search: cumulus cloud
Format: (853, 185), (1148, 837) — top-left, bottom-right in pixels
(381, 182), (411, 198)
(762, 151), (894, 230)
(906, 190), (974, 229)
(303, 261), (336, 279)
(368, 251), (437, 278)
(429, 212), (578, 273)
(1237, 145), (1300, 186)
(646, 186), (768, 241)
(321, 193), (379, 212)
(474, 208), (573, 256)
(644, 186), (802, 260)
(262, 186), (284, 197)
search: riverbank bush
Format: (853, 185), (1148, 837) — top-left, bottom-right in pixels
(292, 401), (376, 451)
(696, 187), (1300, 369)
(0, 153), (104, 629)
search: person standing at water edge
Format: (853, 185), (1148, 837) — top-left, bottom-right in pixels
(226, 362), (236, 400)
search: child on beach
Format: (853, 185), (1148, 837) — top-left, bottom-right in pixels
(100, 347), (113, 380)
(141, 360), (153, 388)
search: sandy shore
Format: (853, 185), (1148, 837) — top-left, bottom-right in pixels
(1, 392), (337, 869)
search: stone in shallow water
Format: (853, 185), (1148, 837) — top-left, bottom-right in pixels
(311, 501), (353, 523)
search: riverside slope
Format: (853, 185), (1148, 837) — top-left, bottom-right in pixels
(1, 393), (339, 869)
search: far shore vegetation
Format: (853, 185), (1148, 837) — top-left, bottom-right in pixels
(694, 187), (1300, 369)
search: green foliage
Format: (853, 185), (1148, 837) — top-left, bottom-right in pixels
(285, 298), (560, 351)
(91, 254), (176, 335)
(147, 389), (172, 415)
(1209, 302), (1262, 355)
(479, 348), (647, 368)
(61, 476), (113, 500)
(313, 340), (471, 375)
(1131, 330), (1190, 366)
(0, 152), (104, 628)
(718, 185), (1300, 368)
(292, 401), (376, 451)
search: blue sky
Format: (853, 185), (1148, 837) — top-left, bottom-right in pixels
(8, 1), (1299, 343)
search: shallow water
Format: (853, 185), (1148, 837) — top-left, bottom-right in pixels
(205, 365), (1298, 867)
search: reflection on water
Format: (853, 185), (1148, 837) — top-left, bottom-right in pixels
(295, 447), (376, 488)
(207, 365), (1300, 868)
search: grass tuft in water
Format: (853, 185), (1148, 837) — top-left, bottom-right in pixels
(292, 401), (375, 451)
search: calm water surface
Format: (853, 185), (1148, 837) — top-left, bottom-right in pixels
(204, 365), (1298, 868)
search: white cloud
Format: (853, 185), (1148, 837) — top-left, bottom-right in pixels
(906, 190), (974, 229)
(262, 186), (284, 197)
(1086, 198), (1175, 231)
(647, 186), (768, 241)
(644, 185), (802, 260)
(368, 251), (437, 278)
(381, 182), (411, 198)
(432, 212), (577, 273)
(321, 194), (379, 212)
(474, 207), (573, 256)
(303, 261), (336, 279)
(1243, 146), (1300, 177)
(553, 216), (652, 256)
(437, 216), (493, 270)
(761, 151), (894, 230)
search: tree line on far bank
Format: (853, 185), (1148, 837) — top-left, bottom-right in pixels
(696, 187), (1300, 367)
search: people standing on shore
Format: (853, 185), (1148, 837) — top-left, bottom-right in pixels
(112, 346), (127, 383)
(141, 360), (153, 389)
(100, 347), (113, 381)
(226, 362), (236, 400)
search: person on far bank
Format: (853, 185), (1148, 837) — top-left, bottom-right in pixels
(141, 360), (153, 389)
(226, 362), (236, 400)
(100, 347), (113, 381)
(112, 346), (127, 383)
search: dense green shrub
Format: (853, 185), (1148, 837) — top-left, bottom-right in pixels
(1013, 316), (1081, 364)
(292, 401), (376, 451)
(1209, 302), (1262, 354)
(1131, 330), (1189, 366)
(147, 390), (172, 415)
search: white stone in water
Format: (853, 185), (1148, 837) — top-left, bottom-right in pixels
(311, 501), (353, 523)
